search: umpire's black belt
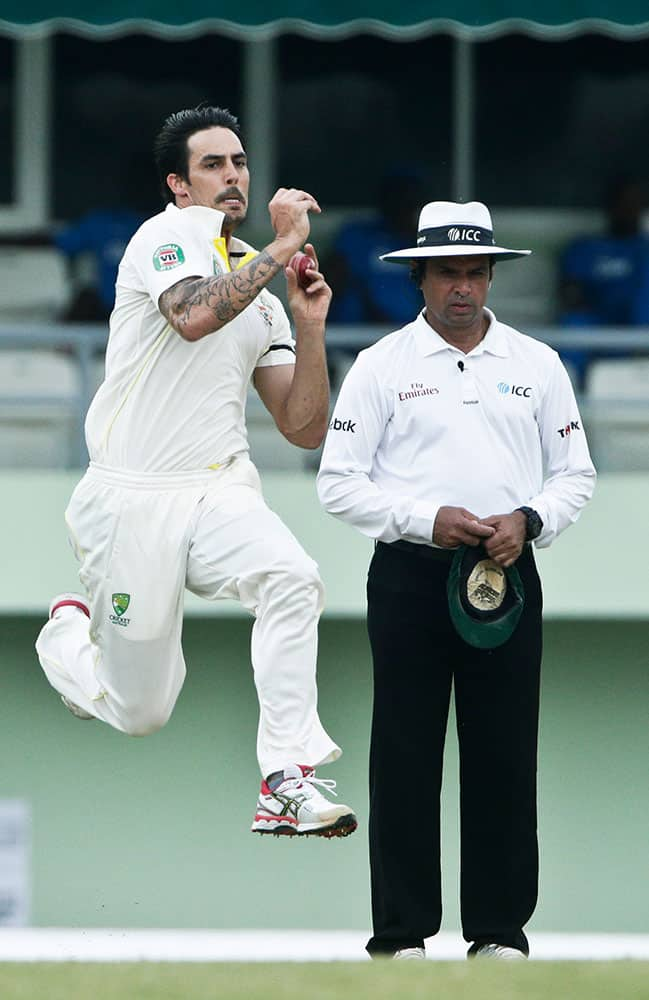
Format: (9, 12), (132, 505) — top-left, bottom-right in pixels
(378, 538), (533, 567)
(377, 539), (455, 562)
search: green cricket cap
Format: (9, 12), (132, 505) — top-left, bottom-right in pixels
(447, 544), (525, 649)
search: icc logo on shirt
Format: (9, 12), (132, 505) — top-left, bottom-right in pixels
(498, 382), (532, 397)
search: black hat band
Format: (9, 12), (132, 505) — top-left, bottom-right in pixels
(416, 224), (495, 248)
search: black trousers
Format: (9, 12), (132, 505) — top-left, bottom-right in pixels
(365, 541), (543, 957)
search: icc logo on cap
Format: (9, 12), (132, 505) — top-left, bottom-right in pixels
(447, 227), (481, 243)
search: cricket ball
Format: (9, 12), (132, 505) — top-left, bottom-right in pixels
(288, 251), (316, 289)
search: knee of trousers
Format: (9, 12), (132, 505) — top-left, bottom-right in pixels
(263, 556), (324, 614)
(117, 698), (176, 738)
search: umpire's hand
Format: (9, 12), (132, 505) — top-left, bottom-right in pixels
(433, 506), (496, 549)
(480, 511), (527, 567)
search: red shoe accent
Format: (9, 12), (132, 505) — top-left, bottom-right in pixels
(253, 812), (298, 826)
(50, 598), (90, 619)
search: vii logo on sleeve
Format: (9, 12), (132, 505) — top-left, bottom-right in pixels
(153, 244), (185, 271)
(110, 593), (131, 627)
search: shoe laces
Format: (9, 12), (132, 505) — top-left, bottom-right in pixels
(277, 772), (338, 803)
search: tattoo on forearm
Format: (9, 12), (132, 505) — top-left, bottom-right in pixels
(160, 251), (281, 331)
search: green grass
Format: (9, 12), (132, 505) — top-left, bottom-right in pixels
(0, 962), (648, 1000)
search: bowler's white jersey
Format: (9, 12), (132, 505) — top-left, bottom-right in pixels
(85, 203), (295, 472)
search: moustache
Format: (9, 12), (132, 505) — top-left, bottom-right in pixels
(217, 188), (246, 204)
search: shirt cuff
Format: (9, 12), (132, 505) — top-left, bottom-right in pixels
(404, 500), (440, 545)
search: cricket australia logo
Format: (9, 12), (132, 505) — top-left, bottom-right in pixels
(110, 592), (131, 627)
(153, 244), (185, 271)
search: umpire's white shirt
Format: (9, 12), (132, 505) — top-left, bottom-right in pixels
(86, 203), (295, 472)
(317, 308), (596, 548)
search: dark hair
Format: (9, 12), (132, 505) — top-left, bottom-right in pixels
(409, 260), (426, 287)
(153, 106), (243, 204)
(409, 257), (494, 287)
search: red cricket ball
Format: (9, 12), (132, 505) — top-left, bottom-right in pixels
(288, 251), (316, 289)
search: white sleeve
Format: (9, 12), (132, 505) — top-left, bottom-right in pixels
(529, 354), (597, 548)
(254, 294), (296, 369)
(125, 216), (213, 307)
(316, 353), (440, 544)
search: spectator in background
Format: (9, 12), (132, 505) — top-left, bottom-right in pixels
(558, 175), (649, 385)
(324, 168), (426, 326)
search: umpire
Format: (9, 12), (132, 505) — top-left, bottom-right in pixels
(317, 201), (596, 960)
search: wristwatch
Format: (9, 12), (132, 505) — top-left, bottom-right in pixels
(516, 506), (544, 541)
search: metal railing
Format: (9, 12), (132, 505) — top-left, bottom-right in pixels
(0, 323), (107, 466)
(1, 321), (649, 468)
(325, 325), (649, 354)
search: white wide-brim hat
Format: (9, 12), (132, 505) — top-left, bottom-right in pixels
(380, 201), (531, 263)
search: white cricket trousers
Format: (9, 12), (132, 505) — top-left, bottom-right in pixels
(35, 456), (341, 776)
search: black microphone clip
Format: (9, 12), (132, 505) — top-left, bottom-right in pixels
(457, 360), (465, 372)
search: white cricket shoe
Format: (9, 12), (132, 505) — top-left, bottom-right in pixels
(49, 592), (94, 720)
(472, 943), (527, 960)
(393, 947), (426, 960)
(251, 764), (357, 838)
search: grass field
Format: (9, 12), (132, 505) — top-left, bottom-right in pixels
(0, 961), (648, 1000)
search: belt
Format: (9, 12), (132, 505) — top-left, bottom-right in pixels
(378, 538), (533, 566)
(377, 539), (456, 561)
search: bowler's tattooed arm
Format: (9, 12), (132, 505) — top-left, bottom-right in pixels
(159, 250), (281, 341)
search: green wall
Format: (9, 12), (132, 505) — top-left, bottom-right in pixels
(2, 615), (647, 934)
(3, 470), (649, 618)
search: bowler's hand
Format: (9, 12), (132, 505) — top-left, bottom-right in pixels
(433, 506), (496, 549)
(480, 511), (527, 567)
(286, 244), (332, 328)
(269, 187), (321, 251)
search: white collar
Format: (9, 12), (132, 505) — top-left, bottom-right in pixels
(412, 307), (509, 359)
(165, 202), (226, 237)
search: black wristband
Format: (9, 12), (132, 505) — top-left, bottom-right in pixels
(516, 506), (543, 541)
